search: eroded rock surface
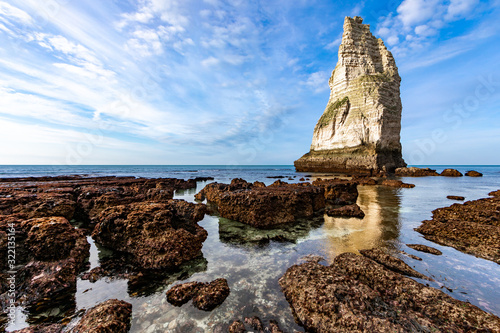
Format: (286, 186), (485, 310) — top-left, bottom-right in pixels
(69, 299), (132, 333)
(466, 170), (483, 177)
(441, 168), (463, 177)
(279, 252), (500, 332)
(196, 179), (325, 228)
(326, 203), (365, 218)
(416, 192), (500, 264)
(295, 16), (406, 174)
(93, 200), (207, 270)
(395, 167), (439, 177)
(312, 178), (358, 204)
(166, 278), (230, 311)
(381, 179), (415, 188)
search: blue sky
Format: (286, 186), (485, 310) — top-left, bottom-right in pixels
(0, 0), (499, 165)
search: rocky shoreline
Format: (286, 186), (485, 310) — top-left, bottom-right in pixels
(0, 174), (498, 332)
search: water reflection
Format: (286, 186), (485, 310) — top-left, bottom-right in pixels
(322, 185), (402, 262)
(218, 215), (324, 248)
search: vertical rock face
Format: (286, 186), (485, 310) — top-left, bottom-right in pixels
(295, 16), (406, 175)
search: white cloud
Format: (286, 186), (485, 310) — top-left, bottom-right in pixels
(0, 1), (33, 25)
(397, 0), (442, 27)
(445, 0), (479, 20)
(201, 56), (220, 67)
(303, 71), (330, 93)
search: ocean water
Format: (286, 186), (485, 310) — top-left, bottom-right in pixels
(2, 165), (500, 332)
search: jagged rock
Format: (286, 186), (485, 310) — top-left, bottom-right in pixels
(441, 168), (463, 177)
(295, 16), (406, 175)
(279, 252), (500, 332)
(81, 267), (110, 283)
(395, 167), (440, 177)
(465, 170), (483, 177)
(92, 200), (207, 270)
(406, 244), (442, 255)
(312, 178), (358, 204)
(69, 299), (132, 333)
(416, 192), (500, 264)
(490, 190), (500, 197)
(196, 179), (325, 228)
(229, 320), (246, 333)
(381, 179), (415, 188)
(447, 195), (465, 201)
(192, 278), (230, 311)
(326, 203), (365, 218)
(166, 281), (203, 306)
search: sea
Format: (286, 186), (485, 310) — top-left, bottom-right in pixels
(2, 165), (500, 332)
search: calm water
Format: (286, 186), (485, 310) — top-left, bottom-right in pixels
(3, 165), (500, 332)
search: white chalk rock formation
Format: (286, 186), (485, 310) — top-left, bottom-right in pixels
(295, 16), (406, 175)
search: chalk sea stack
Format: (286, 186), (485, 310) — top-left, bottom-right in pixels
(295, 16), (406, 175)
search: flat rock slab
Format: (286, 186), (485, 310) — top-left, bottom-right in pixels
(279, 251), (500, 332)
(381, 179), (415, 188)
(406, 244), (442, 255)
(395, 167), (439, 177)
(69, 299), (132, 333)
(312, 178), (358, 205)
(447, 195), (465, 201)
(416, 192), (500, 264)
(196, 179), (325, 228)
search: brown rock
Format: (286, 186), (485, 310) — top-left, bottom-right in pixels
(312, 178), (358, 204)
(70, 299), (132, 333)
(229, 320), (246, 333)
(21, 217), (87, 262)
(166, 281), (203, 306)
(93, 200), (207, 270)
(416, 192), (500, 264)
(81, 267), (109, 283)
(351, 175), (378, 185)
(407, 244), (442, 255)
(326, 204), (365, 218)
(279, 252), (500, 332)
(196, 179), (325, 228)
(399, 250), (422, 261)
(489, 190), (500, 197)
(359, 248), (430, 280)
(395, 167), (440, 177)
(244, 316), (264, 332)
(465, 170), (483, 177)
(447, 195), (465, 201)
(192, 278), (230, 311)
(381, 179), (415, 188)
(269, 320), (284, 333)
(441, 168), (463, 177)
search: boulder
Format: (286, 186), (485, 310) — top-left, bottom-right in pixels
(93, 200), (207, 270)
(166, 278), (230, 311)
(196, 179), (325, 228)
(440, 168), (463, 177)
(465, 170), (483, 177)
(69, 299), (132, 333)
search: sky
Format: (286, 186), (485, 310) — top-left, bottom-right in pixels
(0, 0), (499, 165)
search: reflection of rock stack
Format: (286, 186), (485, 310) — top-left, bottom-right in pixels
(295, 16), (406, 175)
(322, 185), (401, 261)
